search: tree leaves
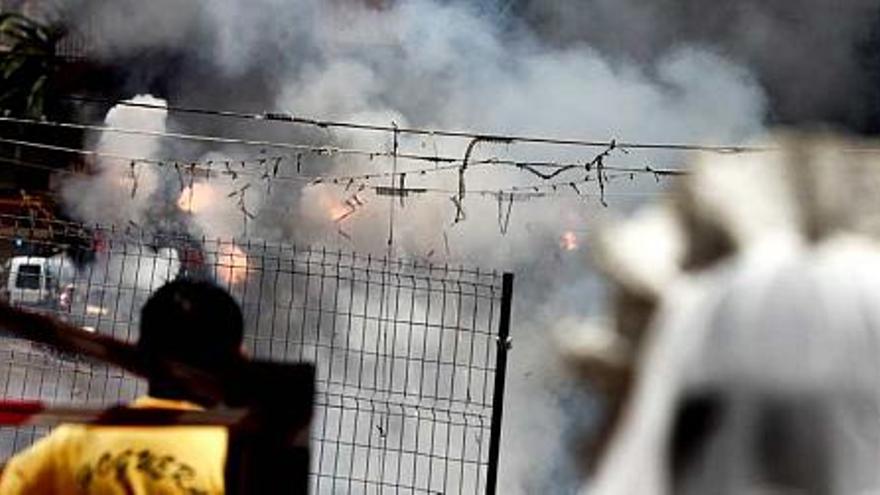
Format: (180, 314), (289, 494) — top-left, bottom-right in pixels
(0, 12), (64, 118)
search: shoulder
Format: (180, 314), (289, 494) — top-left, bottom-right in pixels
(8, 424), (92, 471)
(0, 426), (83, 494)
(38, 424), (89, 455)
(46, 424), (86, 442)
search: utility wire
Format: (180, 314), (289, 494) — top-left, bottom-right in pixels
(0, 136), (373, 186)
(0, 114), (464, 166)
(0, 113), (689, 175)
(0, 118), (677, 213)
(0, 154), (87, 178)
(0, 135), (489, 186)
(373, 172), (661, 198)
(0, 135), (686, 185)
(67, 95), (880, 156)
(64, 95), (776, 154)
(0, 151), (666, 241)
(0, 151), (663, 203)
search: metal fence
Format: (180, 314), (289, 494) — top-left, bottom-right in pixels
(0, 214), (513, 494)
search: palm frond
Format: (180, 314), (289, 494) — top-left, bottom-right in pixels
(0, 12), (64, 117)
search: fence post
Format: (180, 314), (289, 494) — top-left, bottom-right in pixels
(486, 272), (513, 495)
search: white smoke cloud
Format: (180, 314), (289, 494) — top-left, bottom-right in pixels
(54, 1), (769, 492)
(60, 95), (168, 226)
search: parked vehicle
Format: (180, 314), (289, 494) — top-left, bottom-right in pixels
(0, 255), (74, 310)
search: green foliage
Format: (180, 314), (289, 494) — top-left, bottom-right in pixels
(0, 12), (65, 118)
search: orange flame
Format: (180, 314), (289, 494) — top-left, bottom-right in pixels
(216, 244), (248, 285)
(560, 231), (578, 251)
(312, 186), (361, 223)
(329, 202), (352, 222)
(177, 183), (217, 214)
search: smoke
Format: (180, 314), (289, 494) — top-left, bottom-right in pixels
(520, 0), (880, 132)
(60, 95), (167, 226)
(53, 0), (770, 492)
(177, 152), (268, 240)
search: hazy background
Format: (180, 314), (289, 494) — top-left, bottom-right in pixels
(20, 0), (880, 491)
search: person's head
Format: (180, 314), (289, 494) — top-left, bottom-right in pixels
(591, 242), (880, 495)
(586, 136), (880, 495)
(139, 279), (244, 401)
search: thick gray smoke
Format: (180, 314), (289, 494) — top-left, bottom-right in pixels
(53, 0), (769, 492)
(521, 0), (880, 131)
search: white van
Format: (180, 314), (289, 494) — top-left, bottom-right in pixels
(0, 256), (73, 308)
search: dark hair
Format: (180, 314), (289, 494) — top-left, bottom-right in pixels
(139, 279), (244, 373)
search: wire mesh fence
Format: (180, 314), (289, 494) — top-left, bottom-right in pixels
(0, 214), (512, 494)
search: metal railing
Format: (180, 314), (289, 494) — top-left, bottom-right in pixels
(0, 215), (513, 494)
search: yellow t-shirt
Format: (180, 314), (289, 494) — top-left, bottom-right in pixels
(0, 397), (227, 495)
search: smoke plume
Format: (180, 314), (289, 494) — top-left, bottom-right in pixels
(521, 0), (880, 132)
(60, 94), (167, 226)
(53, 0), (770, 492)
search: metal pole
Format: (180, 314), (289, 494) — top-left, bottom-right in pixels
(486, 272), (514, 495)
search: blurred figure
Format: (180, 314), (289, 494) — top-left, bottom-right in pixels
(573, 133), (880, 494)
(0, 279), (245, 495)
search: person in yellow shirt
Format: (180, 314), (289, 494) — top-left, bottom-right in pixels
(0, 279), (246, 494)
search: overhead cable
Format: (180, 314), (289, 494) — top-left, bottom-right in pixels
(63, 95), (776, 154)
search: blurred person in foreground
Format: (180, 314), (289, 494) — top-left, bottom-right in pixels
(571, 133), (880, 494)
(0, 279), (245, 494)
